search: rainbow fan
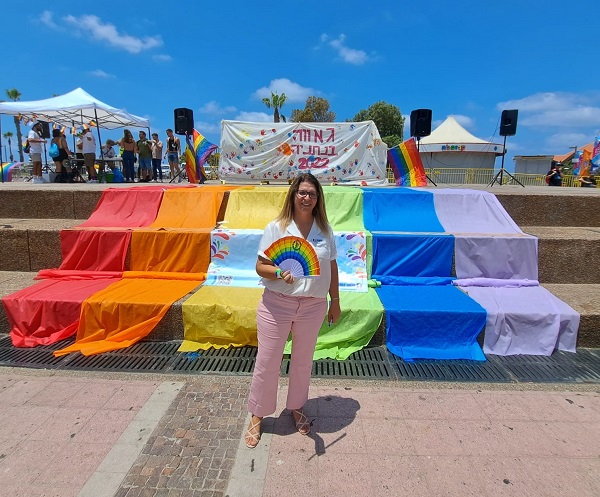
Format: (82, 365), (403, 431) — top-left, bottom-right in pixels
(264, 236), (321, 278)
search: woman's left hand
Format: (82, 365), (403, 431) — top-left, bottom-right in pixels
(328, 299), (341, 325)
(281, 269), (294, 285)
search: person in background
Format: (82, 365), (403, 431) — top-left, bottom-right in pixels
(546, 161), (563, 186)
(165, 128), (182, 182)
(81, 128), (97, 182)
(245, 173), (341, 449)
(116, 129), (137, 183)
(136, 130), (152, 182)
(27, 122), (46, 184)
(51, 129), (73, 183)
(150, 132), (163, 182)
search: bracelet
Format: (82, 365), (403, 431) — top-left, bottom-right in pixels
(330, 297), (340, 301)
(275, 269), (282, 279)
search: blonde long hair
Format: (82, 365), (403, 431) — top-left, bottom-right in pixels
(276, 173), (330, 234)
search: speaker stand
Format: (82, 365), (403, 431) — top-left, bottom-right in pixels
(488, 135), (524, 188)
(416, 138), (437, 186)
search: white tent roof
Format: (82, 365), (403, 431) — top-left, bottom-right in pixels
(0, 88), (149, 129)
(418, 116), (503, 155)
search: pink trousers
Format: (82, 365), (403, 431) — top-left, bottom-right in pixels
(248, 289), (327, 417)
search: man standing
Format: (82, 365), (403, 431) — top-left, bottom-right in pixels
(150, 132), (163, 181)
(136, 131), (152, 182)
(165, 128), (182, 182)
(81, 128), (97, 182)
(27, 122), (46, 184)
(546, 161), (563, 187)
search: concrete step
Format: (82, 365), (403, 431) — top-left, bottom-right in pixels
(1, 219), (597, 285)
(0, 272), (598, 348)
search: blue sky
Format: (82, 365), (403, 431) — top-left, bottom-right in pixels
(1, 1), (599, 169)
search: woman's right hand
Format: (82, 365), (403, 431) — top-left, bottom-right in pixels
(281, 270), (294, 285)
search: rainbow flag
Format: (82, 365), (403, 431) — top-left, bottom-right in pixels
(387, 138), (427, 187)
(185, 129), (217, 184)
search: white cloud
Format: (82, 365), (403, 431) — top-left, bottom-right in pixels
(235, 111), (272, 123)
(39, 10), (57, 29)
(451, 114), (475, 129)
(43, 12), (163, 54)
(89, 69), (115, 79)
(193, 120), (221, 134)
(497, 92), (600, 128)
(545, 132), (591, 151)
(199, 101), (237, 116)
(152, 54), (172, 62)
(253, 78), (315, 103)
(320, 33), (369, 65)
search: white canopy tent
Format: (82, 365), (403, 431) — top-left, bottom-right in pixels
(417, 116), (504, 170)
(0, 88), (150, 166)
(0, 87), (149, 129)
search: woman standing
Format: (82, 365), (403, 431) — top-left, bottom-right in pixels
(51, 129), (73, 183)
(117, 129), (138, 182)
(245, 173), (341, 448)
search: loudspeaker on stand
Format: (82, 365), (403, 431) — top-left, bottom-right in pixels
(500, 109), (518, 136)
(174, 108), (194, 135)
(39, 121), (51, 139)
(410, 109), (432, 138)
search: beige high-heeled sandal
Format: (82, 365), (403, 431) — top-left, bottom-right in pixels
(245, 415), (262, 448)
(292, 409), (311, 435)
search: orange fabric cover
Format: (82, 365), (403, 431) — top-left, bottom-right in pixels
(3, 278), (120, 347)
(59, 229), (131, 271)
(130, 229), (212, 273)
(54, 276), (203, 357)
(77, 187), (166, 228)
(150, 185), (236, 228)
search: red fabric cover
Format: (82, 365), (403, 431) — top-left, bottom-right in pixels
(36, 269), (123, 280)
(3, 278), (120, 347)
(77, 187), (166, 228)
(59, 229), (131, 271)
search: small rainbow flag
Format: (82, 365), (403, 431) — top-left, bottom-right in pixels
(388, 138), (427, 187)
(185, 129), (218, 184)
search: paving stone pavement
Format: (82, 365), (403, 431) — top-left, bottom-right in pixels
(0, 367), (599, 497)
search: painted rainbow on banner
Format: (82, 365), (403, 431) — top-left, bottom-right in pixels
(264, 236), (320, 278)
(388, 138), (427, 187)
(1, 162), (20, 182)
(185, 129), (218, 184)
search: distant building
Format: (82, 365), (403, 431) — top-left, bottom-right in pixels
(418, 116), (504, 169)
(513, 155), (554, 175)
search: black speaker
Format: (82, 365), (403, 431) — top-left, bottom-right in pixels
(39, 121), (51, 139)
(500, 109), (518, 136)
(174, 108), (194, 135)
(410, 109), (432, 138)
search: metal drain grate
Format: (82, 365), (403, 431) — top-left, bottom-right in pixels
(171, 347), (257, 374)
(389, 354), (513, 383)
(0, 335), (598, 383)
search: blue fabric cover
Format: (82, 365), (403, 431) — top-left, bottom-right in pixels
(371, 232), (454, 278)
(362, 188), (445, 232)
(376, 285), (487, 361)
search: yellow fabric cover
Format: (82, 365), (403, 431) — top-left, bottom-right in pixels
(130, 229), (212, 273)
(179, 286), (263, 351)
(54, 277), (202, 356)
(150, 185), (235, 229)
(222, 187), (288, 229)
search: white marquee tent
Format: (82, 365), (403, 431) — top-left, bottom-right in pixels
(0, 87), (149, 130)
(417, 116), (504, 170)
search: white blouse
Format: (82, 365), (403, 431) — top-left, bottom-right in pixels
(258, 219), (337, 298)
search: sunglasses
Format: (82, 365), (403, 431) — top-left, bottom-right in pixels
(296, 190), (318, 199)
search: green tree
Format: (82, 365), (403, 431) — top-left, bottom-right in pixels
(350, 101), (405, 148)
(2, 131), (14, 162)
(290, 96), (336, 122)
(5, 88), (24, 162)
(262, 92), (288, 123)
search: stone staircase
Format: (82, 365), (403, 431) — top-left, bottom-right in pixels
(0, 183), (598, 347)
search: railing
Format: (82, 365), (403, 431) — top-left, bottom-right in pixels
(386, 167), (582, 187)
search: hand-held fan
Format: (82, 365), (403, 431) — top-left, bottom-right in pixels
(264, 236), (321, 278)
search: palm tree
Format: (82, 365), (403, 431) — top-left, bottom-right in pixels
(2, 131), (14, 162)
(262, 92), (288, 123)
(5, 88), (24, 162)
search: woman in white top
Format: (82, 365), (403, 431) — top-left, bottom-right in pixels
(245, 173), (341, 448)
